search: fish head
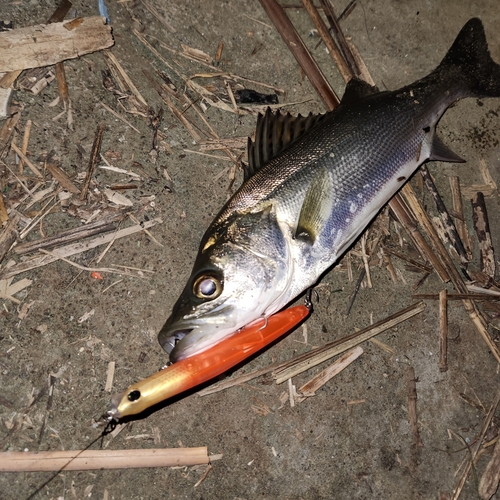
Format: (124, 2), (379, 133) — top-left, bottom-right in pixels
(159, 204), (290, 362)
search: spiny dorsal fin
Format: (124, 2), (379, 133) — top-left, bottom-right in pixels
(340, 77), (380, 106)
(244, 108), (326, 181)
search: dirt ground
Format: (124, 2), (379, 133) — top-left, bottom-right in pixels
(1, 1), (500, 499)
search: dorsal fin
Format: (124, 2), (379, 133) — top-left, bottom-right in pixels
(340, 77), (380, 106)
(244, 108), (326, 181)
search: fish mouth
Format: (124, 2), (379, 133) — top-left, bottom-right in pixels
(158, 329), (193, 356)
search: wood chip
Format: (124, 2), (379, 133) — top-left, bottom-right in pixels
(45, 162), (80, 193)
(104, 188), (133, 207)
(105, 361), (115, 392)
(0, 17), (114, 73)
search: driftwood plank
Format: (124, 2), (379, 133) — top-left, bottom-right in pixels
(0, 17), (114, 72)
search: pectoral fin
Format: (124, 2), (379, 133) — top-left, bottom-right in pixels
(294, 168), (334, 244)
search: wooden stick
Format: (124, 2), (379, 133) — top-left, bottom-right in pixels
(300, 0), (352, 82)
(439, 289), (448, 372)
(405, 365), (423, 447)
(258, 0), (339, 109)
(274, 301), (425, 384)
(80, 124), (105, 201)
(472, 192), (496, 278)
(0, 447), (214, 472)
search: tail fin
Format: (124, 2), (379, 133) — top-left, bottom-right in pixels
(438, 18), (500, 98)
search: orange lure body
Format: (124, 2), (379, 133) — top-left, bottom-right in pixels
(107, 304), (310, 420)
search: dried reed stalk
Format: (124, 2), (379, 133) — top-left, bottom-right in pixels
(449, 176), (472, 259)
(439, 289), (448, 372)
(258, 0), (339, 109)
(300, 0), (351, 82)
(274, 301), (425, 384)
(405, 365), (423, 447)
(472, 192), (496, 278)
(80, 124), (105, 201)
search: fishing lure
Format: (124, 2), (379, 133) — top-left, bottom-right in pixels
(106, 304), (310, 421)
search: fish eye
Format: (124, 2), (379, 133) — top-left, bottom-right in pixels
(193, 274), (223, 299)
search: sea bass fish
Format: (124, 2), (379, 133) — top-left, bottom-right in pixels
(159, 18), (500, 362)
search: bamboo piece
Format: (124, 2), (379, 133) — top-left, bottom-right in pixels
(0, 17), (114, 73)
(472, 192), (496, 278)
(405, 365), (423, 447)
(0, 218), (162, 280)
(439, 289), (448, 372)
(449, 176), (472, 259)
(80, 124), (105, 201)
(420, 165), (468, 265)
(199, 302), (425, 396)
(258, 0), (339, 109)
(0, 447), (214, 472)
(296, 346), (363, 402)
(273, 302), (425, 384)
(300, 0), (351, 82)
